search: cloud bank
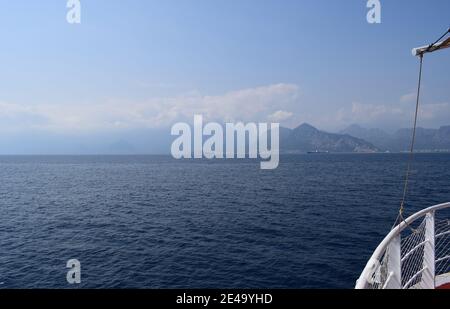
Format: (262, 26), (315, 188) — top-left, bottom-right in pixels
(1, 83), (449, 138)
(0, 84), (299, 133)
(335, 101), (450, 130)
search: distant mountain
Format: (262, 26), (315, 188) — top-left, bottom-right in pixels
(280, 123), (378, 153)
(340, 124), (391, 150)
(7, 122), (448, 155)
(341, 124), (450, 152)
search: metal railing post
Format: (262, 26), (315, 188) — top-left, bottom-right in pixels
(421, 212), (435, 289)
(355, 203), (450, 289)
(386, 234), (402, 288)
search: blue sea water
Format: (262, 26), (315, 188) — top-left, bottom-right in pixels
(0, 154), (449, 289)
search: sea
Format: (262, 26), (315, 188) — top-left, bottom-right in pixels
(0, 153), (449, 288)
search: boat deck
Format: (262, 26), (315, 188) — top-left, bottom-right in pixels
(436, 283), (450, 289)
(436, 273), (450, 289)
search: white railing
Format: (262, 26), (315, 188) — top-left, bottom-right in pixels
(356, 202), (450, 289)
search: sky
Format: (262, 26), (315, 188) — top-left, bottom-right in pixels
(0, 0), (449, 153)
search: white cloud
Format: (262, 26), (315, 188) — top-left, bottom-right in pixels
(267, 110), (293, 122)
(350, 102), (403, 121)
(334, 102), (398, 127)
(420, 102), (450, 121)
(0, 101), (49, 130)
(335, 101), (450, 129)
(0, 83), (300, 133)
(400, 92), (416, 103)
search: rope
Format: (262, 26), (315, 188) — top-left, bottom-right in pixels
(394, 28), (450, 231)
(394, 54), (423, 232)
(426, 27), (450, 52)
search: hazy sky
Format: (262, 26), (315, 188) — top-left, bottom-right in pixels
(0, 0), (449, 144)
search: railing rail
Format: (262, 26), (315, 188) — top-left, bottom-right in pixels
(356, 202), (450, 289)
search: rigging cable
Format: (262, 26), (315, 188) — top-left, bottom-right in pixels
(395, 28), (450, 231)
(396, 53), (423, 230)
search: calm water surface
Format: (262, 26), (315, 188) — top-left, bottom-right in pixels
(0, 154), (449, 288)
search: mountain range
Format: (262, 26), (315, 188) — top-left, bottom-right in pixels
(279, 124), (378, 153)
(340, 124), (450, 152)
(1, 123), (449, 155)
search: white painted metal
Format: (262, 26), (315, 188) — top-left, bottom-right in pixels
(412, 37), (450, 56)
(385, 235), (401, 289)
(420, 212), (435, 289)
(355, 202), (450, 289)
(435, 273), (450, 288)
